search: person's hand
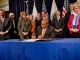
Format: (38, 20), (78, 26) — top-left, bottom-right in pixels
(31, 35), (36, 39)
(22, 32), (28, 36)
(14, 31), (17, 34)
(70, 28), (73, 32)
(0, 32), (8, 35)
(55, 29), (59, 32)
(73, 29), (79, 32)
(59, 29), (62, 31)
(0, 32), (2, 35)
(3, 32), (7, 35)
(38, 35), (44, 39)
(70, 28), (79, 32)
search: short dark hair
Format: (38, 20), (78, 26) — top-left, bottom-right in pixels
(0, 9), (4, 11)
(0, 9), (5, 13)
(42, 11), (47, 14)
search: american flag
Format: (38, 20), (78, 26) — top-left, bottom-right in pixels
(50, 0), (57, 21)
(62, 7), (67, 17)
(42, 0), (49, 18)
(25, 1), (29, 15)
(62, 0), (70, 17)
(65, 0), (70, 11)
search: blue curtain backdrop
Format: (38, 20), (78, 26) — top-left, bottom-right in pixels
(45, 0), (53, 15)
(9, 0), (26, 21)
(36, 0), (42, 13)
(28, 0), (34, 14)
(69, 0), (77, 3)
(9, 0), (77, 21)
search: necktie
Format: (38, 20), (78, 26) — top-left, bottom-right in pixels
(1, 18), (4, 23)
(57, 17), (60, 20)
(13, 21), (15, 28)
(42, 29), (46, 36)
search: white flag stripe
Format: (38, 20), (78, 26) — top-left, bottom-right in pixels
(50, 0), (57, 20)
(62, 0), (68, 17)
(62, 7), (67, 17)
(32, 1), (37, 19)
(77, 0), (80, 2)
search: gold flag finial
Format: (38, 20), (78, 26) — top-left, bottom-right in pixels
(34, 0), (36, 6)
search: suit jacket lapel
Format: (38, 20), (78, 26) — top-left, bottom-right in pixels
(0, 18), (3, 24)
(3, 18), (6, 26)
(44, 26), (49, 37)
(40, 27), (42, 35)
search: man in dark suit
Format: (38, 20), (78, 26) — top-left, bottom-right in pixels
(36, 18), (55, 39)
(41, 11), (51, 25)
(35, 12), (41, 26)
(64, 3), (74, 38)
(52, 10), (64, 38)
(0, 10), (12, 40)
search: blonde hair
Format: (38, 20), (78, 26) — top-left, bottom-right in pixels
(0, 9), (5, 12)
(30, 14), (33, 18)
(19, 11), (26, 19)
(20, 11), (26, 17)
(73, 2), (80, 8)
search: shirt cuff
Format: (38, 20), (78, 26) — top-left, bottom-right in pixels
(6, 31), (8, 33)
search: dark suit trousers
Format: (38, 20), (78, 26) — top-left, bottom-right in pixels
(55, 31), (64, 38)
(71, 32), (80, 38)
(0, 35), (10, 40)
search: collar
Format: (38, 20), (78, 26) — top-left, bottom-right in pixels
(42, 27), (47, 30)
(0, 17), (5, 20)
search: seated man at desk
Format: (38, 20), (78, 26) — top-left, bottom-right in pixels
(36, 18), (55, 39)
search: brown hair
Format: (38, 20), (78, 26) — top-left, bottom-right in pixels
(20, 11), (26, 17)
(73, 2), (80, 8)
(19, 11), (26, 19)
(0, 9), (5, 13)
(42, 18), (49, 24)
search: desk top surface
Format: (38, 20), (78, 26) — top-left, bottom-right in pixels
(0, 38), (80, 43)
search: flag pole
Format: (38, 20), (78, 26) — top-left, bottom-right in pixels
(34, 0), (36, 5)
(32, 0), (37, 20)
(25, 1), (29, 15)
(43, 0), (45, 5)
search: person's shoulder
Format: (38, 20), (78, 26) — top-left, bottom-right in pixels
(60, 17), (64, 19)
(65, 11), (71, 16)
(33, 20), (36, 23)
(35, 18), (38, 21)
(51, 17), (55, 22)
(70, 14), (74, 17)
(19, 17), (23, 21)
(27, 19), (31, 23)
(47, 25), (54, 32)
(5, 18), (10, 20)
(37, 26), (41, 28)
(5, 18), (11, 22)
(48, 25), (54, 29)
(52, 17), (57, 21)
(53, 17), (57, 19)
(37, 26), (41, 30)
